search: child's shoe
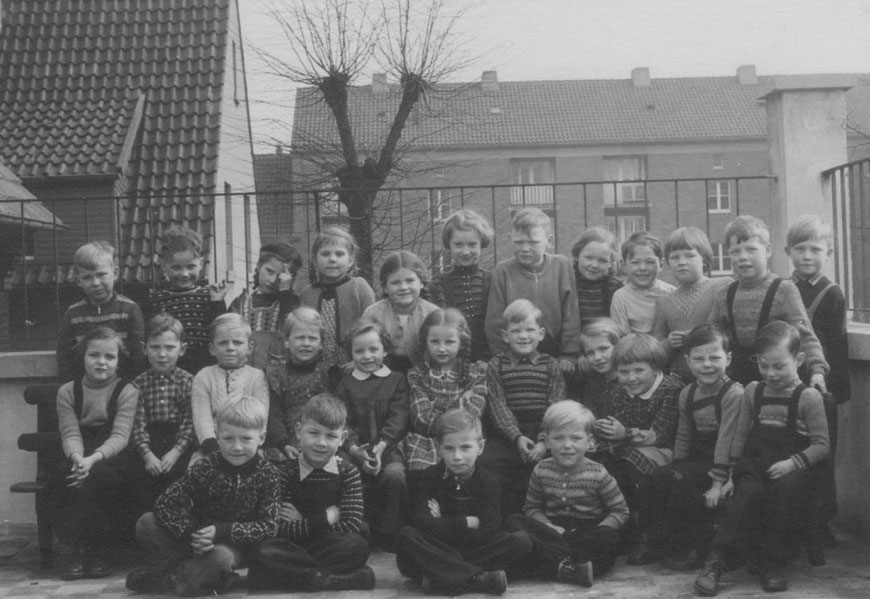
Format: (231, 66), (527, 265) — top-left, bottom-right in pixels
(326, 565), (376, 591)
(627, 530), (659, 565)
(557, 558), (593, 587)
(465, 570), (507, 595)
(85, 554), (110, 578)
(694, 549), (725, 597)
(759, 562), (788, 593)
(61, 555), (86, 581)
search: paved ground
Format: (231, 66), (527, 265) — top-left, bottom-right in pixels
(1, 522), (870, 597)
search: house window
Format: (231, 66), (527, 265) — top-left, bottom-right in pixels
(603, 156), (646, 205)
(511, 158), (554, 205)
(712, 154), (725, 170)
(318, 192), (346, 227)
(428, 189), (452, 222)
(711, 242), (732, 276)
(606, 215), (647, 249)
(707, 180), (731, 213)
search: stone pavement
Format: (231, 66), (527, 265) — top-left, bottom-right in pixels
(1, 522), (870, 598)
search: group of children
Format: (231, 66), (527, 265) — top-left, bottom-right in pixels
(49, 206), (847, 596)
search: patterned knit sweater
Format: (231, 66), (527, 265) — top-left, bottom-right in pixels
(525, 458), (629, 529)
(265, 358), (334, 450)
(275, 455), (364, 541)
(154, 452), (281, 545)
(300, 276), (376, 364)
(575, 273), (623, 327)
(430, 264), (492, 362)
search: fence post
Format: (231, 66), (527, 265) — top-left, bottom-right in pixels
(761, 75), (854, 276)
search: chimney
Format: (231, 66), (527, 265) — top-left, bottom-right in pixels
(481, 70), (499, 93)
(372, 72), (389, 94)
(631, 67), (650, 87)
(737, 64), (757, 85)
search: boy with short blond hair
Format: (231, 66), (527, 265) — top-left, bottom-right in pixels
(127, 395), (281, 596)
(250, 393), (374, 592)
(709, 215), (829, 387)
(480, 298), (566, 516)
(484, 208), (581, 373)
(507, 401), (629, 587)
(57, 240), (146, 381)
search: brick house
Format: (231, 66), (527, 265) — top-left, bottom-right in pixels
(0, 0), (259, 346)
(287, 66), (870, 276)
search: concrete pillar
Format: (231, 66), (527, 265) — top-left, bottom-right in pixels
(761, 75), (854, 276)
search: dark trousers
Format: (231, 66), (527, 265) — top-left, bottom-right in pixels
(251, 531), (370, 590)
(395, 526), (531, 590)
(712, 468), (815, 566)
(361, 460), (407, 538)
(136, 512), (252, 596)
(477, 436), (533, 518)
(655, 459), (716, 555)
(593, 453), (655, 533)
(505, 515), (619, 578)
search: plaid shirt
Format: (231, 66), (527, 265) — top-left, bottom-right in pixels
(597, 373), (683, 475)
(132, 368), (195, 457)
(404, 361), (487, 471)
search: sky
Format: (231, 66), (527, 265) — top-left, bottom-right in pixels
(240, 0), (870, 152)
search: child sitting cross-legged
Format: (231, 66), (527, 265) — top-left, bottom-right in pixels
(694, 321), (829, 596)
(126, 395), (281, 596)
(249, 394), (375, 592)
(395, 409), (532, 596)
(506, 401), (629, 588)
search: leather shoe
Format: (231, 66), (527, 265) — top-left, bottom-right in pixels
(61, 557), (86, 581)
(760, 564), (788, 592)
(694, 550), (725, 597)
(86, 554), (110, 578)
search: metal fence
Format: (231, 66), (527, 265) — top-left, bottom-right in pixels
(1, 175), (775, 350)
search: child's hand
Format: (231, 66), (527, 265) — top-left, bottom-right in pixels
(341, 360), (355, 374)
(143, 452), (163, 476)
(428, 499), (442, 518)
(516, 435), (536, 459)
(280, 502), (302, 522)
(767, 459), (797, 480)
(575, 355), (593, 378)
(527, 441), (547, 464)
(277, 272), (294, 291)
(208, 281), (228, 301)
(810, 373), (828, 394)
(546, 522), (566, 535)
(721, 477), (735, 499)
(465, 516), (480, 530)
(667, 331), (686, 349)
(369, 441), (386, 476)
(191, 525), (216, 555)
(284, 445), (300, 460)
(595, 417), (626, 441)
(160, 448), (181, 473)
(704, 482), (724, 508)
(557, 357), (576, 376)
(66, 456), (89, 487)
(326, 505), (340, 525)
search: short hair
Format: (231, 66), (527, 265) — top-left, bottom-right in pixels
(441, 209), (494, 249)
(502, 298), (544, 328)
(542, 400), (595, 434)
(145, 313), (185, 343)
(299, 393), (347, 430)
(724, 215), (770, 247)
(684, 322), (730, 353)
(208, 312), (252, 341)
(378, 250), (430, 295)
(621, 231), (663, 262)
(345, 318), (394, 356)
(74, 241), (117, 270)
(571, 227), (619, 271)
(435, 408), (482, 441)
(254, 242), (302, 287)
(308, 228), (359, 286)
(580, 317), (627, 350)
(612, 333), (668, 370)
(755, 320), (801, 357)
(75, 326), (127, 362)
(511, 207), (552, 236)
(282, 306), (325, 339)
(663, 226), (713, 270)
(159, 226), (203, 260)
(786, 214), (834, 249)
(215, 395), (268, 430)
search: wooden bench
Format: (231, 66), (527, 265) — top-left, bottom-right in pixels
(9, 383), (63, 566)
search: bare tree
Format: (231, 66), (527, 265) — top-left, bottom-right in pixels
(255, 0), (475, 279)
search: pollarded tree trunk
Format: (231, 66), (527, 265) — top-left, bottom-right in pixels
(337, 158), (385, 282)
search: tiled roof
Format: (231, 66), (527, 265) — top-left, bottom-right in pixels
(0, 0), (232, 282)
(292, 73), (870, 150)
(0, 160), (65, 230)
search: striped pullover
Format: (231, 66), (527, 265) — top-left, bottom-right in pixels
(575, 273), (623, 327)
(486, 351), (565, 442)
(430, 264), (492, 362)
(275, 455), (364, 542)
(525, 457), (629, 529)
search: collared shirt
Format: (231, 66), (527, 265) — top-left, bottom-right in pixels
(442, 466), (475, 488)
(638, 371), (665, 400)
(791, 270), (824, 287)
(351, 364), (392, 381)
(298, 454), (339, 480)
(132, 367), (195, 456)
